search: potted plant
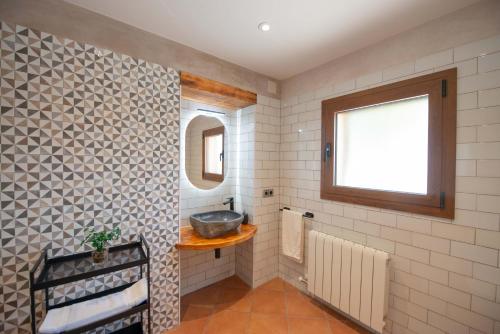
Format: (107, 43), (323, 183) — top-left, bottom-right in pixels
(81, 227), (121, 263)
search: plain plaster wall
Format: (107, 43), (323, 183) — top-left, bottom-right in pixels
(0, 0), (280, 99)
(281, 0), (500, 99)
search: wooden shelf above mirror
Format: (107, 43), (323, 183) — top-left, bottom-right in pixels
(180, 72), (257, 111)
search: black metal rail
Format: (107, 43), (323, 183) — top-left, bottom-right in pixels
(280, 207), (314, 218)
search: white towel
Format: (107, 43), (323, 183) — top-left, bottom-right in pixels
(281, 209), (304, 263)
(39, 278), (148, 334)
(123, 278), (148, 307)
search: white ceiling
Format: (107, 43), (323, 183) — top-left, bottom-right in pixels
(65, 0), (480, 80)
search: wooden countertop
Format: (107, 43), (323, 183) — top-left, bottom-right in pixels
(176, 224), (257, 250)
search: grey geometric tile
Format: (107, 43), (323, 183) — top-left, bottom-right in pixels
(0, 21), (180, 333)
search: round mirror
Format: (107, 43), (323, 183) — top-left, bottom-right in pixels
(185, 115), (227, 190)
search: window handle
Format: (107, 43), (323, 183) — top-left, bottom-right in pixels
(220, 151), (224, 161)
(324, 143), (331, 162)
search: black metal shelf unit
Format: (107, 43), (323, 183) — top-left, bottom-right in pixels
(29, 234), (151, 334)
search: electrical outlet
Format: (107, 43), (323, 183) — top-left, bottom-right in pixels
(263, 188), (274, 198)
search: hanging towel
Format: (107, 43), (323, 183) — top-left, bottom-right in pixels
(281, 209), (304, 263)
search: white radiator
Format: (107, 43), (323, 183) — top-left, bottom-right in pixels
(307, 230), (389, 333)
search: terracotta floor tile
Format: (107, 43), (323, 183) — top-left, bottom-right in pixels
(288, 317), (331, 334)
(323, 307), (370, 334)
(283, 280), (302, 294)
(251, 289), (286, 315)
(181, 285), (221, 306)
(216, 287), (252, 312)
(216, 275), (251, 290)
(180, 304), (214, 321)
(165, 305), (212, 334)
(286, 291), (326, 318)
(204, 309), (250, 334)
(175, 276), (367, 334)
(248, 313), (288, 334)
(163, 318), (209, 334)
(256, 277), (285, 292)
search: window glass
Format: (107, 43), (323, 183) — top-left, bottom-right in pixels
(335, 95), (429, 194)
(204, 133), (223, 175)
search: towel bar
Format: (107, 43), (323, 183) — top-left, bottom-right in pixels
(280, 207), (314, 219)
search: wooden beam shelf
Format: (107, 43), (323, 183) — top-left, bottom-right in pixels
(180, 72), (257, 111)
(176, 224), (257, 251)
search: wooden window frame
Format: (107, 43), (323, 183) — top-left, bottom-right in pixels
(202, 126), (225, 182)
(321, 69), (456, 219)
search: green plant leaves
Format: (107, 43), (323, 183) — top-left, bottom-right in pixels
(81, 227), (121, 252)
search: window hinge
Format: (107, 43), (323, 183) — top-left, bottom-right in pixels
(440, 192), (445, 208)
(441, 80), (447, 97)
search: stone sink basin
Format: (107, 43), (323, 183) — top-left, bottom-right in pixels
(190, 210), (244, 238)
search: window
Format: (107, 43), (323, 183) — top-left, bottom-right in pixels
(202, 126), (224, 182)
(321, 69), (456, 218)
(335, 95), (429, 194)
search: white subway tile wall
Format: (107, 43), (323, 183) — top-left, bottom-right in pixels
(179, 100), (238, 294)
(234, 104), (256, 286)
(248, 96), (281, 287)
(279, 35), (500, 334)
(180, 97), (282, 293)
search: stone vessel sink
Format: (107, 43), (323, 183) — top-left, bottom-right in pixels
(190, 210), (244, 238)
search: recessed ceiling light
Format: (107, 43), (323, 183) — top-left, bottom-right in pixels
(258, 22), (270, 32)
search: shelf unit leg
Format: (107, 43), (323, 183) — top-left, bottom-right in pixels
(147, 262), (151, 334)
(140, 265), (144, 328)
(30, 282), (36, 334)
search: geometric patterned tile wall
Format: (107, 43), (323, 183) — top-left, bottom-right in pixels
(0, 21), (180, 333)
